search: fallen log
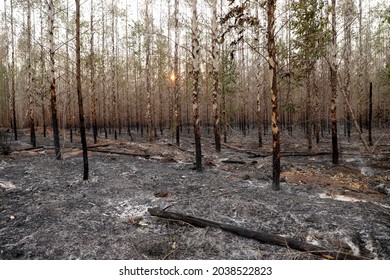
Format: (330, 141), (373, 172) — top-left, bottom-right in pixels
(88, 148), (150, 158)
(221, 159), (248, 165)
(249, 151), (333, 158)
(15, 146), (44, 152)
(148, 207), (363, 260)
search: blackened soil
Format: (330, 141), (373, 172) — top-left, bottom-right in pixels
(0, 128), (389, 259)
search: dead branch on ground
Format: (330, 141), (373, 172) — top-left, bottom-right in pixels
(148, 207), (364, 260)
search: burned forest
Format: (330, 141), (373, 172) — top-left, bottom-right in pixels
(0, 0), (389, 260)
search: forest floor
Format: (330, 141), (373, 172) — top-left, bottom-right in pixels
(0, 127), (389, 260)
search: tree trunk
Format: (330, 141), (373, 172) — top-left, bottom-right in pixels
(211, 0), (221, 152)
(111, 0), (117, 140)
(90, 0), (98, 144)
(27, 1), (36, 147)
(343, 0), (353, 143)
(10, 0), (17, 141)
(125, 4), (133, 141)
(267, 0), (280, 191)
(368, 82), (373, 146)
(306, 71), (313, 150)
(174, 0), (180, 146)
(145, 0), (154, 143)
(255, 4), (263, 147)
(191, 0), (202, 172)
(76, 0), (89, 180)
(39, 5), (47, 138)
(330, 0), (339, 165)
(48, 0), (61, 160)
(101, 0), (108, 139)
(357, 0), (364, 131)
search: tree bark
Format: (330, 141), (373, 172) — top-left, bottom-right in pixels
(111, 0), (117, 140)
(174, 0), (180, 146)
(255, 4), (263, 147)
(10, 0), (17, 141)
(145, 0), (154, 143)
(148, 208), (362, 260)
(76, 0), (89, 180)
(368, 82), (373, 146)
(48, 0), (61, 160)
(39, 5), (47, 138)
(90, 0), (98, 144)
(211, 0), (221, 152)
(267, 0), (280, 191)
(330, 0), (339, 165)
(101, 0), (108, 139)
(27, 0), (36, 147)
(191, 0), (202, 172)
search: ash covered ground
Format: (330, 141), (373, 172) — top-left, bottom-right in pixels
(1, 128), (389, 260)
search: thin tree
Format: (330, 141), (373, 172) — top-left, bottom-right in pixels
(48, 0), (61, 160)
(329, 0), (339, 164)
(125, 3), (133, 141)
(342, 0), (353, 142)
(90, 0), (98, 144)
(39, 4), (47, 138)
(211, 0), (221, 152)
(368, 82), (373, 146)
(191, 0), (202, 172)
(267, 0), (280, 190)
(111, 0), (118, 139)
(101, 0), (108, 139)
(145, 0), (154, 142)
(255, 4), (263, 147)
(174, 0), (180, 146)
(27, 0), (36, 147)
(3, 0), (10, 128)
(76, 0), (89, 180)
(357, 0), (364, 130)
(10, 0), (17, 140)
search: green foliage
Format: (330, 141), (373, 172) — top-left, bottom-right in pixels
(219, 51), (237, 97)
(290, 0), (330, 74)
(282, 101), (297, 114)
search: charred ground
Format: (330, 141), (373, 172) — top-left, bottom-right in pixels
(0, 127), (389, 260)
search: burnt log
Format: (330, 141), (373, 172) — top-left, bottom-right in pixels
(148, 207), (363, 260)
(88, 148), (150, 158)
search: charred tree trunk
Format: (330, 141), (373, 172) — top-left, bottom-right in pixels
(255, 5), (263, 147)
(111, 0), (117, 140)
(65, 0), (73, 143)
(174, 0), (180, 146)
(27, 1), (36, 147)
(10, 0), (17, 141)
(90, 0), (98, 144)
(211, 0), (221, 152)
(306, 71), (313, 150)
(76, 0), (89, 180)
(192, 0), (202, 172)
(368, 82), (373, 146)
(39, 5), (47, 138)
(343, 0), (353, 142)
(101, 1), (108, 139)
(48, 0), (61, 160)
(267, 0), (280, 191)
(330, 0), (339, 164)
(125, 4), (133, 141)
(145, 0), (154, 143)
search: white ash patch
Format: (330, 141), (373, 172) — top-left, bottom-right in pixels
(0, 180), (19, 190)
(319, 193), (366, 203)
